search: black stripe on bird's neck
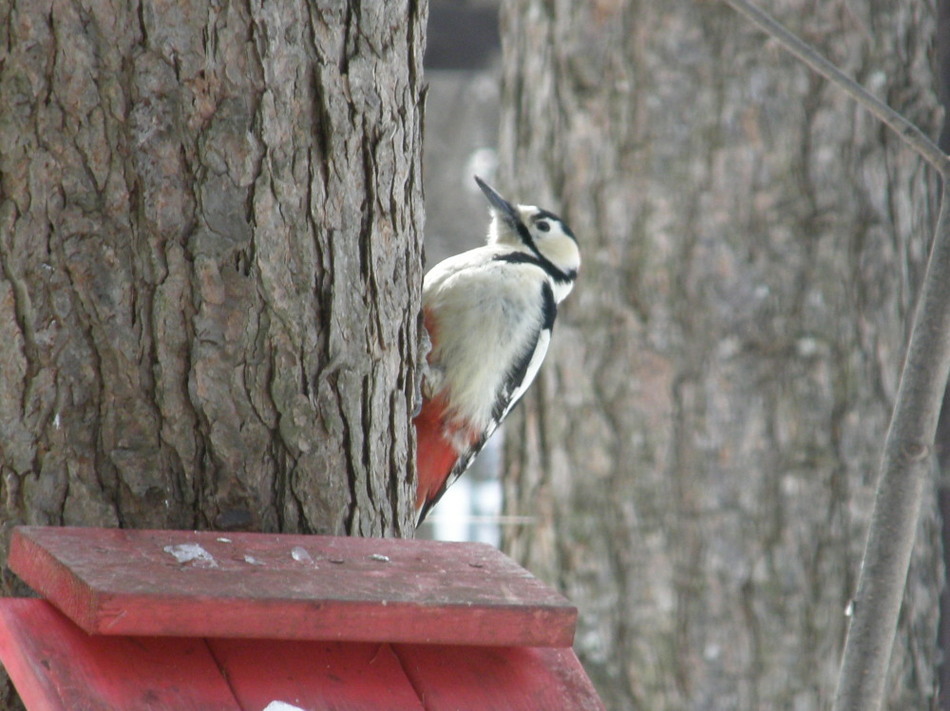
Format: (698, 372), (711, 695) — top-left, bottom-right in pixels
(494, 250), (574, 285)
(515, 223), (573, 280)
(541, 280), (557, 330)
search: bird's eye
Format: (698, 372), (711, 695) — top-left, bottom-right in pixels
(536, 220), (550, 233)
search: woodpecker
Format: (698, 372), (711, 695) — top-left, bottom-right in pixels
(414, 176), (580, 524)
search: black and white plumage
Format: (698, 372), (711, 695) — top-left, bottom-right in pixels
(414, 176), (580, 524)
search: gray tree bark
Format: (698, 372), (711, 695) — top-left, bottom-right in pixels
(497, 1), (942, 709)
(0, 0), (425, 580)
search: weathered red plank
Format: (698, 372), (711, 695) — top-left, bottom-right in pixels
(0, 599), (240, 711)
(208, 639), (425, 711)
(0, 598), (605, 711)
(393, 644), (607, 711)
(9, 526), (577, 647)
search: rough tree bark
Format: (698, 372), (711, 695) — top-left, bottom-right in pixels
(0, 1), (425, 568)
(497, 1), (941, 709)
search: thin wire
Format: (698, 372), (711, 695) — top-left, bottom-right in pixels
(723, 0), (950, 175)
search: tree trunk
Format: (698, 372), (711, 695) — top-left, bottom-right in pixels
(497, 1), (941, 709)
(0, 0), (424, 565)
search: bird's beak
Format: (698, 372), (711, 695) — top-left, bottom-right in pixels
(475, 176), (520, 227)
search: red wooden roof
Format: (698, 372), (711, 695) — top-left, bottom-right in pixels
(9, 526), (576, 647)
(0, 600), (604, 710)
(0, 526), (606, 710)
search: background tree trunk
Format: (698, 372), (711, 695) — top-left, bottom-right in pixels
(497, 1), (942, 709)
(0, 0), (424, 573)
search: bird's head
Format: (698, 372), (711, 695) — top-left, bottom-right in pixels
(475, 176), (581, 287)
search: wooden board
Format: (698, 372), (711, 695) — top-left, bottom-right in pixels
(393, 643), (608, 711)
(207, 639), (425, 711)
(0, 600), (605, 711)
(0, 599), (240, 711)
(8, 526), (577, 647)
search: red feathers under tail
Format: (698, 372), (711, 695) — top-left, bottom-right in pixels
(413, 394), (482, 522)
(414, 394), (458, 514)
(414, 306), (484, 522)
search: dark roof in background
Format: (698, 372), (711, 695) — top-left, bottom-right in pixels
(425, 2), (500, 70)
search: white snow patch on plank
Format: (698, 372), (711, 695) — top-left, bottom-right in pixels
(163, 543), (219, 568)
(262, 701), (307, 711)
